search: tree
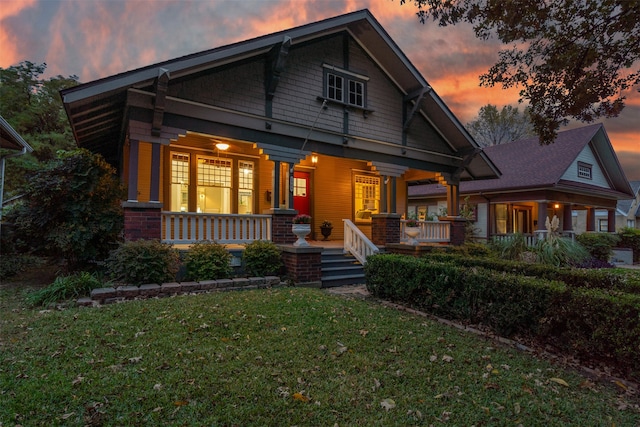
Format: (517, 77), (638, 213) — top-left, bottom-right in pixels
(401, 0), (640, 144)
(466, 104), (535, 146)
(0, 61), (79, 195)
(6, 149), (125, 270)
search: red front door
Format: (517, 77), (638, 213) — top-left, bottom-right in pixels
(293, 171), (310, 216)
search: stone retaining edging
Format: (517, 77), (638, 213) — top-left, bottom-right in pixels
(79, 276), (282, 307)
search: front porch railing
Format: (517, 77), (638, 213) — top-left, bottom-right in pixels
(343, 219), (379, 265)
(492, 233), (537, 247)
(400, 220), (450, 243)
(162, 212), (271, 244)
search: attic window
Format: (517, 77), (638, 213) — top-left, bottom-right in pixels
(323, 64), (368, 109)
(577, 162), (592, 179)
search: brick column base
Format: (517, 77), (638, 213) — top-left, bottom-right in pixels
(279, 245), (322, 286)
(371, 213), (401, 246)
(123, 202), (162, 241)
(443, 216), (467, 246)
(266, 208), (298, 244)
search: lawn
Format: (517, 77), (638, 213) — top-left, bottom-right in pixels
(1, 285), (639, 426)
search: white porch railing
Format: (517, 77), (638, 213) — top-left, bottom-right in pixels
(162, 212), (272, 244)
(400, 220), (450, 243)
(343, 219), (379, 265)
(492, 233), (537, 247)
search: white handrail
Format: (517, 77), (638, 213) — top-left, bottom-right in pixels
(401, 220), (450, 243)
(162, 212), (272, 244)
(343, 219), (379, 265)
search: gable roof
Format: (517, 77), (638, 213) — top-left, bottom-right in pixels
(618, 180), (640, 216)
(409, 123), (634, 200)
(0, 115), (33, 153)
(60, 9), (497, 179)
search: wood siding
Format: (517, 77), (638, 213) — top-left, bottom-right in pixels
(561, 145), (610, 188)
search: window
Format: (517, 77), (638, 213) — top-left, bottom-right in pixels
(495, 204), (508, 234)
(197, 157), (232, 213)
(170, 152), (189, 212)
(628, 219), (636, 228)
(598, 219), (608, 232)
(238, 161), (254, 214)
(354, 175), (379, 221)
(323, 65), (368, 108)
(578, 162), (592, 179)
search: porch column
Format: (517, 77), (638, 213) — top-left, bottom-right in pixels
(536, 202), (548, 240)
(127, 139), (140, 201)
(446, 183), (459, 217)
(150, 142), (161, 202)
(272, 160), (281, 209)
(586, 207), (596, 232)
(607, 208), (616, 232)
(371, 213), (401, 246)
(563, 204), (573, 232)
(390, 177), (397, 213)
(380, 175), (388, 213)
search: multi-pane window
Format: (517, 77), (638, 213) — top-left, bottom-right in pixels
(354, 175), (379, 221)
(238, 161), (254, 214)
(324, 66), (367, 108)
(578, 162), (592, 179)
(170, 152), (189, 212)
(197, 157), (232, 213)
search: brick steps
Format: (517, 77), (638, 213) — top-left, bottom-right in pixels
(79, 276), (282, 307)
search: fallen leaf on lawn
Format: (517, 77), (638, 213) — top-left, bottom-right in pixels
(72, 375), (85, 386)
(442, 355), (453, 363)
(429, 355), (438, 362)
(380, 398), (396, 411)
(514, 402), (521, 414)
(153, 383), (163, 391)
(550, 377), (569, 387)
(61, 412), (75, 420)
(128, 356), (142, 364)
(293, 392), (310, 403)
(174, 400), (189, 406)
(373, 378), (381, 390)
(614, 380), (628, 391)
(359, 329), (369, 337)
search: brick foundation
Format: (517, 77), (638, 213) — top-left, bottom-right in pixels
(371, 213), (401, 246)
(123, 202), (162, 241)
(279, 245), (322, 286)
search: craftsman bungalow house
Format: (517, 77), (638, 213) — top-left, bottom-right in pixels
(61, 10), (500, 284)
(408, 124), (634, 244)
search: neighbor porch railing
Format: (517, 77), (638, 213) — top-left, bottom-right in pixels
(343, 219), (379, 265)
(400, 220), (451, 243)
(162, 212), (271, 244)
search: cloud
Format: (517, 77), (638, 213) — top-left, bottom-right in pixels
(0, 0), (38, 67)
(617, 151), (640, 181)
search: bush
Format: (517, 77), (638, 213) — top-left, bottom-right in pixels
(106, 240), (180, 285)
(490, 233), (529, 261)
(242, 240), (282, 276)
(26, 271), (104, 307)
(534, 236), (589, 267)
(0, 254), (43, 280)
(618, 227), (640, 263)
(184, 241), (233, 281)
(576, 232), (620, 262)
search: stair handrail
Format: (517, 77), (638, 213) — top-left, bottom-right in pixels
(343, 219), (379, 265)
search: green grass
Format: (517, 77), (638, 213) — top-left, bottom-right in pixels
(1, 287), (639, 426)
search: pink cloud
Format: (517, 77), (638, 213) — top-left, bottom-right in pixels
(0, 0), (37, 68)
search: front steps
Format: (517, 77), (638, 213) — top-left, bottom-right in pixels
(321, 247), (366, 287)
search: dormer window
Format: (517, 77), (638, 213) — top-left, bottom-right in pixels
(577, 162), (592, 179)
(323, 64), (368, 109)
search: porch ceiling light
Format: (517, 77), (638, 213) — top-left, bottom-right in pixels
(311, 155), (318, 164)
(215, 142), (230, 151)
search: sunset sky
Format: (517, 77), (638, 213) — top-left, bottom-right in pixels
(2, 0), (638, 180)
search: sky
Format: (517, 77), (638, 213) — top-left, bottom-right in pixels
(1, 0), (638, 181)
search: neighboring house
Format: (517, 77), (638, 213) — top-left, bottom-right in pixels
(594, 180), (640, 231)
(408, 124), (634, 242)
(61, 9), (498, 257)
(0, 115), (33, 232)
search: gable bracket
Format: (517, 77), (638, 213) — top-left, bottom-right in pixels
(403, 86), (431, 131)
(152, 68), (170, 137)
(265, 36), (292, 101)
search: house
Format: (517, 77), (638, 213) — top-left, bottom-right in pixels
(0, 115), (33, 233)
(60, 10), (499, 284)
(408, 123), (635, 243)
(593, 180), (640, 231)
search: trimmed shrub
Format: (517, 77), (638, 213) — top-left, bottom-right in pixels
(26, 271), (103, 307)
(576, 232), (620, 262)
(242, 240), (282, 276)
(106, 240), (180, 285)
(184, 241), (233, 281)
(618, 227), (640, 263)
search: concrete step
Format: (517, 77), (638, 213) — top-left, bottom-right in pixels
(321, 248), (365, 287)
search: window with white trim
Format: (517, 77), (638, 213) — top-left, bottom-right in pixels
(170, 152), (189, 212)
(238, 160), (254, 214)
(354, 175), (379, 221)
(323, 65), (368, 108)
(197, 157), (232, 213)
(578, 162), (592, 179)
